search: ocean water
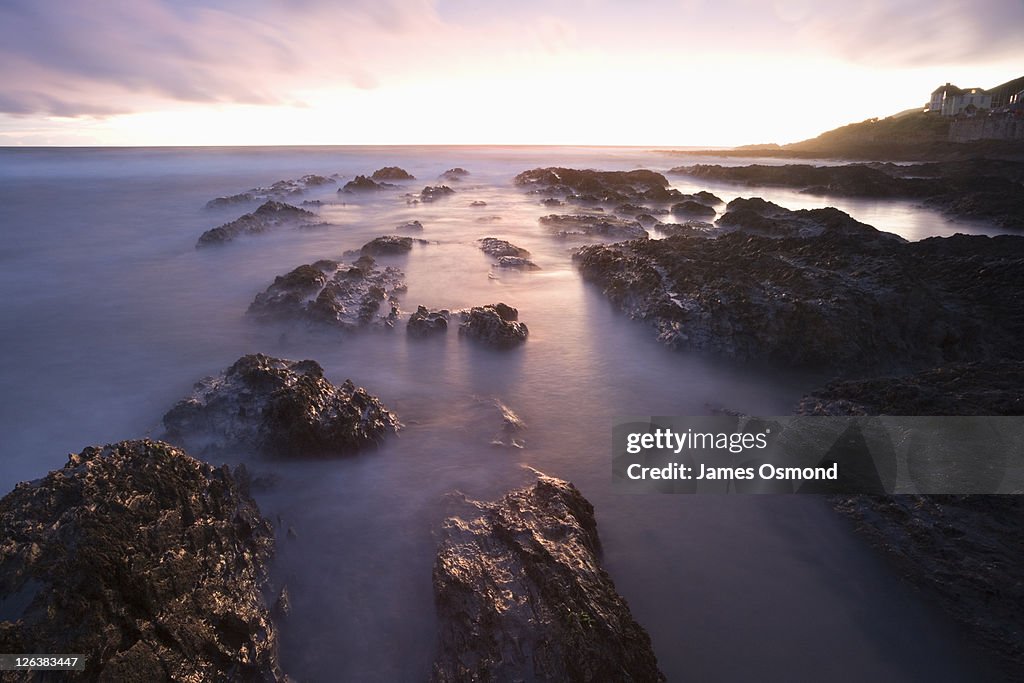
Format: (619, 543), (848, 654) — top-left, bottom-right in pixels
(0, 146), (1004, 681)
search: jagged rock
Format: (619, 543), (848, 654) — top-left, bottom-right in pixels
(371, 166), (415, 181)
(670, 200), (716, 218)
(477, 237), (530, 258)
(196, 200), (317, 247)
(361, 235), (426, 256)
(656, 220), (715, 237)
(615, 203), (669, 216)
(341, 175), (396, 192)
(0, 440), (283, 681)
(496, 256), (540, 270)
(421, 185), (456, 202)
(469, 200), (487, 207)
(542, 198), (564, 207)
(248, 256), (405, 330)
(407, 306), (450, 338)
(205, 192), (254, 208)
(432, 473), (665, 682)
(573, 200), (1024, 372)
(205, 174), (336, 208)
(396, 220), (424, 232)
(440, 168), (469, 181)
(540, 214), (648, 240)
(692, 190), (723, 205)
(797, 361), (1024, 416)
(458, 304), (529, 349)
(636, 213), (660, 228)
(515, 167), (682, 204)
(163, 354), (400, 456)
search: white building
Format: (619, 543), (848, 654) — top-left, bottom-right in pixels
(928, 83), (992, 116)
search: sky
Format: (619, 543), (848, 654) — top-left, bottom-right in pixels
(0, 0), (1021, 147)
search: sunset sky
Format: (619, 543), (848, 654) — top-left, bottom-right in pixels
(1, 0), (1021, 147)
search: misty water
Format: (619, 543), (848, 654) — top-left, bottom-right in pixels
(0, 146), (1004, 681)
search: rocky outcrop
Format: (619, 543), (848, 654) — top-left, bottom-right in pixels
(440, 168), (469, 181)
(458, 303), (529, 349)
(496, 256), (540, 270)
(670, 200), (716, 218)
(672, 161), (1024, 230)
(421, 185), (455, 202)
(477, 237), (530, 258)
(615, 203), (669, 217)
(205, 174), (335, 208)
(371, 166), (415, 181)
(341, 175), (396, 192)
(540, 214), (648, 240)
(247, 256), (405, 330)
(469, 200), (487, 207)
(396, 220), (424, 232)
(797, 361), (1024, 416)
(163, 354), (399, 457)
(360, 235), (426, 256)
(196, 201), (318, 247)
(407, 306), (450, 338)
(0, 439), (283, 681)
(432, 473), (664, 682)
(656, 220), (715, 237)
(573, 199), (1024, 373)
(515, 167), (682, 204)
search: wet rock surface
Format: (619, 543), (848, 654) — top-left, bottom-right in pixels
(673, 161), (1024, 230)
(407, 306), (450, 338)
(0, 439), (283, 682)
(341, 175), (396, 192)
(360, 235), (426, 256)
(458, 303), (529, 349)
(421, 185), (456, 202)
(440, 168), (469, 181)
(163, 354), (399, 457)
(496, 255), (540, 270)
(477, 237), (530, 258)
(515, 167), (683, 204)
(396, 220), (424, 232)
(247, 255), (405, 330)
(432, 473), (664, 682)
(196, 200), (318, 247)
(540, 214), (648, 240)
(573, 199), (1024, 372)
(670, 200), (716, 218)
(371, 166), (415, 181)
(206, 174), (335, 208)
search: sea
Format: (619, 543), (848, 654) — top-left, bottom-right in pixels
(0, 146), (1006, 681)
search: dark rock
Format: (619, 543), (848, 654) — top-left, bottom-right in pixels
(656, 221), (715, 237)
(205, 192), (255, 208)
(797, 361), (1024, 416)
(693, 190), (723, 205)
(205, 174), (337, 208)
(496, 256), (540, 270)
(542, 198), (564, 207)
(670, 200), (717, 218)
(371, 166), (415, 181)
(515, 167), (682, 204)
(339, 176), (385, 192)
(469, 200), (487, 207)
(614, 203), (669, 216)
(361, 235), (424, 256)
(573, 200), (1024, 372)
(407, 306), (450, 338)
(0, 439), (283, 681)
(248, 256), (405, 330)
(540, 214), (648, 240)
(421, 185), (456, 202)
(477, 237), (530, 258)
(440, 168), (469, 181)
(163, 353), (399, 456)
(636, 213), (660, 228)
(458, 303), (528, 349)
(396, 220), (424, 232)
(432, 474), (664, 682)
(196, 200), (316, 247)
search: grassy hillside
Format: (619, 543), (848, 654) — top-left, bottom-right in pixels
(785, 112), (950, 154)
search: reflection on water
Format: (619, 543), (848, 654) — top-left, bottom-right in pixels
(0, 146), (1000, 681)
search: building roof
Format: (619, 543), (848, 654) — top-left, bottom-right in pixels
(931, 83), (963, 96)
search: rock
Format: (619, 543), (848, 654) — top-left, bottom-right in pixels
(205, 174), (337, 208)
(0, 440), (283, 681)
(542, 198), (564, 207)
(440, 167), (469, 181)
(361, 235), (425, 256)
(797, 361), (1024, 416)
(421, 185), (456, 202)
(515, 167), (682, 204)
(205, 192), (255, 208)
(396, 220), (424, 232)
(163, 353), (400, 456)
(656, 220), (715, 237)
(670, 200), (716, 218)
(432, 473), (665, 682)
(407, 306), (450, 338)
(477, 237), (530, 258)
(635, 213), (661, 228)
(196, 200), (317, 247)
(458, 303), (529, 349)
(614, 203), (669, 216)
(469, 200), (487, 207)
(693, 190), (723, 205)
(488, 399), (526, 448)
(248, 256), (405, 330)
(539, 214), (648, 240)
(573, 200), (1024, 372)
(371, 166), (415, 181)
(496, 256), (540, 270)
(341, 175), (388, 192)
